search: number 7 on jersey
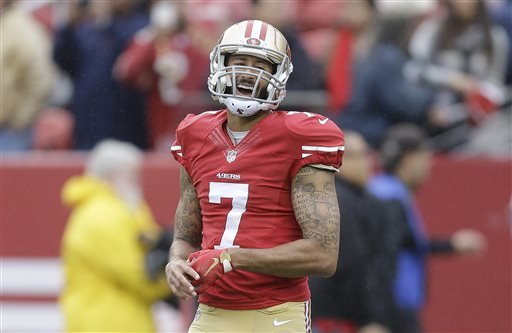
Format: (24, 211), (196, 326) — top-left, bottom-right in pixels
(209, 182), (249, 249)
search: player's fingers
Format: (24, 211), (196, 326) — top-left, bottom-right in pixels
(181, 263), (200, 281)
(171, 286), (191, 299)
(165, 264), (193, 298)
(168, 273), (195, 299)
(170, 267), (197, 297)
(172, 261), (200, 282)
(173, 284), (194, 299)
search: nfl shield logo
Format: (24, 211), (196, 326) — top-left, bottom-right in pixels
(226, 150), (237, 163)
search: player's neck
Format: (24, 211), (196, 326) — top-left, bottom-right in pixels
(226, 110), (270, 132)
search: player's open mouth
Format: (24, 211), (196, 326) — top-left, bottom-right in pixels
(236, 83), (255, 97)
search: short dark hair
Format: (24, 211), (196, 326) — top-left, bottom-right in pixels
(380, 124), (428, 173)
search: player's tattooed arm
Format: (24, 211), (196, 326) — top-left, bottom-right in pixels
(288, 165), (340, 276)
(166, 166), (202, 299)
(228, 165), (340, 278)
(292, 165), (340, 255)
(170, 166), (202, 260)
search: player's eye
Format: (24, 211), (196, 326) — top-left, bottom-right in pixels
(231, 60), (246, 66)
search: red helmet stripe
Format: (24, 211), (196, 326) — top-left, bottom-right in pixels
(244, 20), (254, 38)
(259, 22), (268, 40)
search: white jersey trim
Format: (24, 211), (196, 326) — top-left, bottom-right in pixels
(302, 145), (344, 152)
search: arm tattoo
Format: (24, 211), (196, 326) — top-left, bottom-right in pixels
(292, 166), (340, 252)
(174, 167), (202, 247)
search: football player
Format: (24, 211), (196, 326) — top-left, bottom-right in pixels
(165, 20), (345, 333)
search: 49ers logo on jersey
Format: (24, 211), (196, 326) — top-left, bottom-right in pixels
(216, 172), (241, 180)
(246, 38), (261, 46)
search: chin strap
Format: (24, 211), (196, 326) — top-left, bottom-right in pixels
(221, 97), (272, 117)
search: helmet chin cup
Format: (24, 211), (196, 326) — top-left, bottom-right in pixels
(222, 97), (269, 117)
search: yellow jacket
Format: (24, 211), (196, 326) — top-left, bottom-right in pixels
(60, 176), (171, 332)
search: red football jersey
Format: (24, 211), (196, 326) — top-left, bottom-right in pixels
(171, 110), (344, 310)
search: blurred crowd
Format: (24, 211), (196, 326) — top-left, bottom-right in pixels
(1, 0), (510, 154)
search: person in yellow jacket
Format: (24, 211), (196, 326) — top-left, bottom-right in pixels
(60, 139), (172, 332)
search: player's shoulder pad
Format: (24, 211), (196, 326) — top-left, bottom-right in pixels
(278, 111), (344, 175)
(282, 111), (344, 141)
(176, 110), (224, 138)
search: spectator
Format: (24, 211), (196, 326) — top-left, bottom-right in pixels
(368, 124), (487, 333)
(455, 0), (512, 158)
(251, 0), (325, 93)
(60, 139), (171, 332)
(328, 0), (439, 148)
(115, 1), (206, 149)
(309, 131), (396, 333)
(53, 1), (149, 150)
(0, 0), (55, 152)
(179, 1), (238, 90)
(490, 0), (512, 85)
(293, 0), (340, 65)
(407, 0), (509, 151)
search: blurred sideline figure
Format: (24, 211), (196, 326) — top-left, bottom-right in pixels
(60, 140), (171, 332)
(309, 132), (396, 333)
(368, 124), (487, 333)
(0, 0), (55, 152)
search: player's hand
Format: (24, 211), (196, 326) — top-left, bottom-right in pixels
(187, 249), (233, 292)
(447, 73), (478, 94)
(451, 229), (487, 255)
(165, 258), (199, 299)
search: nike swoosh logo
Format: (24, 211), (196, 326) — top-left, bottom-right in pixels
(273, 319), (293, 327)
(204, 258), (219, 276)
(318, 118), (328, 125)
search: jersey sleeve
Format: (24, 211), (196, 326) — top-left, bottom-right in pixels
(285, 112), (345, 177)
